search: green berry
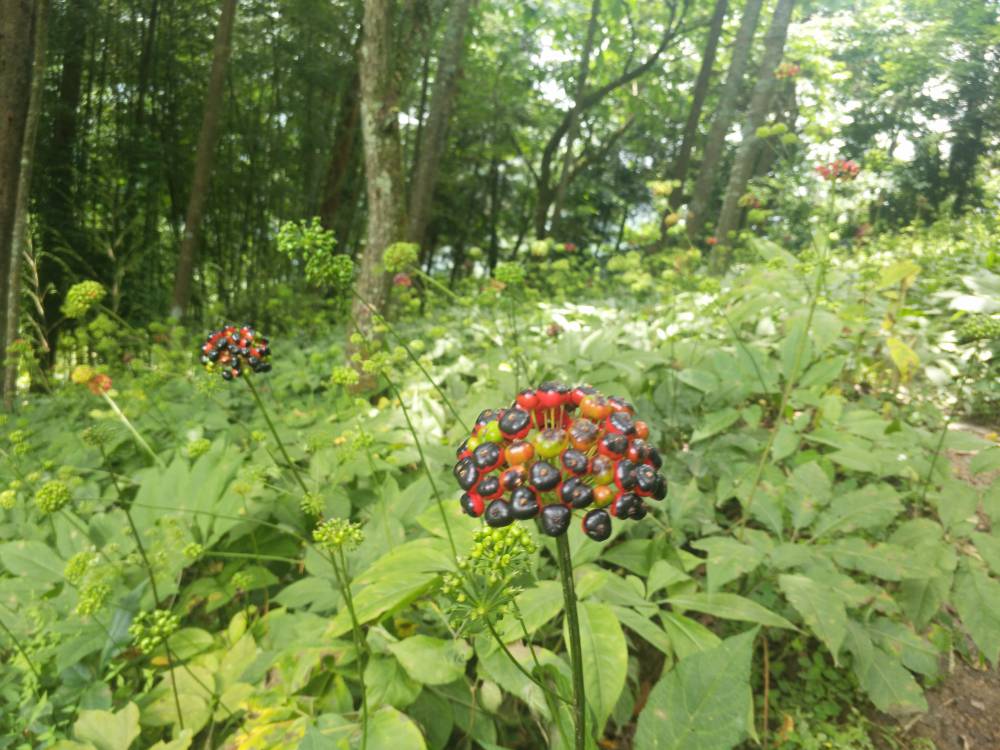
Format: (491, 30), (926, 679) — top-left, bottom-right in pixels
(35, 481), (71, 514)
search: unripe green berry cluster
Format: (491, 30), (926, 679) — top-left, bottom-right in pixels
(129, 609), (181, 654)
(64, 551), (97, 585)
(0, 489), (15, 510)
(957, 315), (1000, 344)
(383, 242), (420, 274)
(313, 518), (365, 551)
(62, 281), (107, 319)
(186, 438), (212, 459)
(183, 542), (204, 559)
(76, 583), (112, 616)
(35, 481), (72, 514)
(300, 492), (324, 518)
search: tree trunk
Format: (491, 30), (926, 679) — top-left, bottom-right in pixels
(686, 0), (765, 241)
(549, 0), (601, 235)
(670, 0), (728, 190)
(4, 0), (49, 407)
(533, 0), (686, 238)
(350, 0), (405, 361)
(406, 0), (475, 249)
(319, 63), (361, 233)
(170, 0), (237, 320)
(0, 0), (36, 399)
(710, 0), (796, 272)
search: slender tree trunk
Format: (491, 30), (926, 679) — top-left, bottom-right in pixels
(669, 0), (728, 193)
(0, 0), (36, 399)
(686, 0), (765, 241)
(710, 0), (796, 272)
(4, 0), (49, 407)
(170, 0), (237, 319)
(350, 0), (405, 366)
(406, 0), (475, 249)
(549, 0), (601, 235)
(319, 63), (361, 231)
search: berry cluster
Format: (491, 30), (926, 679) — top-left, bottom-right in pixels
(200, 324), (272, 380)
(35, 480), (71, 514)
(452, 383), (666, 541)
(957, 315), (1000, 344)
(129, 609), (181, 654)
(775, 62), (801, 79)
(815, 159), (860, 181)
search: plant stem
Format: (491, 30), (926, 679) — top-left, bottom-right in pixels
(0, 609), (41, 682)
(243, 376), (309, 496)
(555, 533), (586, 750)
(101, 392), (164, 468)
(332, 547), (368, 750)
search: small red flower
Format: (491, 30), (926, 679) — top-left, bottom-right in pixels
(816, 158), (860, 181)
(393, 273), (412, 287)
(87, 374), (112, 395)
(706, 236), (719, 246)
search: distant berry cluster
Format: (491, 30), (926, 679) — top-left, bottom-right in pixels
(453, 383), (667, 542)
(200, 324), (272, 380)
(815, 159), (860, 181)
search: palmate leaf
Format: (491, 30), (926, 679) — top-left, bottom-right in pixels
(634, 629), (757, 750)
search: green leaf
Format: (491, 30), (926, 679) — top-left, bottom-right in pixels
(845, 622), (927, 715)
(972, 531), (1000, 577)
(0, 540), (65, 585)
(365, 655), (422, 709)
(771, 423), (800, 461)
(634, 629), (757, 750)
(830, 538), (939, 581)
(388, 635), (472, 686)
(952, 564), (1000, 666)
(497, 581), (563, 641)
(690, 408), (741, 443)
(666, 592), (796, 630)
(811, 484), (902, 539)
(778, 574), (847, 664)
(368, 706), (428, 750)
(867, 618), (939, 677)
(787, 461), (832, 531)
(646, 560), (691, 596)
(970, 447), (1000, 475)
(613, 605), (671, 656)
(827, 445), (881, 474)
(74, 703), (140, 750)
(799, 356), (846, 389)
(886, 337), (919, 382)
(660, 612), (721, 660)
(569, 601), (627, 734)
(689, 537), (764, 592)
(878, 259), (921, 289)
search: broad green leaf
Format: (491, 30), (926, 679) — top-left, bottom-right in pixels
(952, 564), (1000, 666)
(569, 601), (627, 734)
(388, 635), (472, 686)
(368, 706), (428, 750)
(878, 259), (921, 289)
(771, 423), (800, 461)
(867, 618), (939, 677)
(886, 338), (919, 382)
(811, 484), (902, 539)
(845, 622), (927, 715)
(660, 612), (721, 660)
(799, 356), (846, 389)
(497, 581), (563, 641)
(0, 540), (65, 585)
(780, 314), (813, 381)
(474, 636), (561, 719)
(365, 656), (422, 709)
(690, 408), (740, 443)
(74, 702), (140, 750)
(778, 574), (847, 663)
(898, 574), (953, 630)
(613, 605), (671, 656)
(830, 538), (939, 581)
(689, 537), (764, 591)
(634, 629), (757, 750)
(646, 560), (690, 596)
(787, 461), (832, 531)
(148, 730), (193, 750)
(666, 592), (796, 630)
(827, 445), (881, 474)
(972, 531), (1000, 577)
(970, 447), (1000, 475)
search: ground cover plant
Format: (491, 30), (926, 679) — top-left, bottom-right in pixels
(1, 0), (999, 748)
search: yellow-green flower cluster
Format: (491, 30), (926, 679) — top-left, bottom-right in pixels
(300, 492), (324, 518)
(383, 242), (420, 273)
(64, 551), (98, 586)
(76, 582), (112, 616)
(313, 518), (365, 551)
(35, 481), (72, 514)
(0, 489), (15, 510)
(186, 438), (212, 459)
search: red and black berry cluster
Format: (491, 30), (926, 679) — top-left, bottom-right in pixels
(453, 383), (667, 542)
(815, 159), (860, 181)
(200, 324), (272, 380)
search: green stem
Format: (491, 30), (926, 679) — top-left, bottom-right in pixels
(103, 446), (184, 730)
(101, 392), (164, 468)
(0, 609), (41, 682)
(555, 534), (586, 750)
(244, 376), (309, 496)
(484, 618), (569, 705)
(382, 373), (458, 560)
(330, 548), (368, 750)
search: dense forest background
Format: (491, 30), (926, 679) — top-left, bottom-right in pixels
(1, 1), (1000, 749)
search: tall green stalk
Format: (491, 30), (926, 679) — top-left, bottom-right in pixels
(243, 375), (368, 749)
(555, 534), (586, 750)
